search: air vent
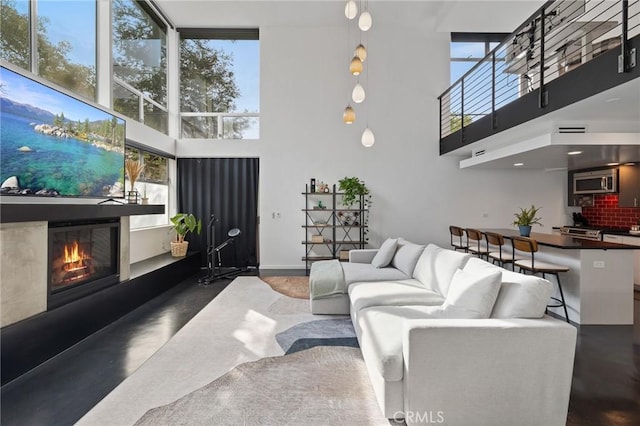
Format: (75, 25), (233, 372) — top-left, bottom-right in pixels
(556, 125), (587, 133)
(472, 149), (486, 157)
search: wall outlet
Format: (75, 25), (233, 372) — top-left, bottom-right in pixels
(593, 260), (605, 269)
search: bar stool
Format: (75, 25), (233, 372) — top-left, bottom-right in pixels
(465, 228), (489, 260)
(511, 236), (570, 323)
(484, 231), (526, 267)
(449, 225), (468, 252)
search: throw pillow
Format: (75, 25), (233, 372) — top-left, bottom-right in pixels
(463, 257), (553, 318)
(412, 244), (471, 296)
(390, 239), (426, 277)
(442, 268), (502, 319)
(371, 238), (398, 268)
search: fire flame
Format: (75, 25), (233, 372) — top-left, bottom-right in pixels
(63, 241), (88, 270)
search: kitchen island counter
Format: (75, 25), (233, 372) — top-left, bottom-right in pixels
(482, 229), (640, 249)
(477, 229), (635, 325)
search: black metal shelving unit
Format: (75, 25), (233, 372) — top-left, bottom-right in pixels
(302, 184), (367, 274)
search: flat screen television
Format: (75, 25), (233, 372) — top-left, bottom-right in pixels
(0, 65), (125, 199)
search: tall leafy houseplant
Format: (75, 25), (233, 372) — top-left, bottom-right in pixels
(338, 176), (372, 243)
(338, 176), (369, 207)
(513, 205), (542, 236)
(169, 213), (202, 257)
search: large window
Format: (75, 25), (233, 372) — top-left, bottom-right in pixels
(126, 146), (170, 229)
(0, 0), (96, 100)
(448, 33), (519, 133)
(179, 29), (259, 139)
(112, 0), (168, 134)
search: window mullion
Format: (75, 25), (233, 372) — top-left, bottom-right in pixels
(29, 0), (38, 72)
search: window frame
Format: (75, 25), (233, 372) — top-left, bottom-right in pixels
(112, 0), (170, 134)
(178, 28), (260, 140)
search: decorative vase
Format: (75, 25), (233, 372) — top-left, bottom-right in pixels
(519, 225), (532, 237)
(127, 190), (139, 204)
(170, 241), (189, 257)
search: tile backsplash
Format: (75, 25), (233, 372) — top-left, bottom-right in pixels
(581, 194), (640, 229)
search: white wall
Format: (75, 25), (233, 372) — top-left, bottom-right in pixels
(176, 3), (568, 269)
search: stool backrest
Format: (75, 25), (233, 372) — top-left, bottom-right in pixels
(511, 236), (538, 253)
(465, 228), (483, 242)
(449, 225), (464, 237)
(484, 232), (504, 246)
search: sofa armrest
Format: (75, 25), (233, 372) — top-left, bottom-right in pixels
(349, 249), (378, 264)
(402, 317), (576, 426)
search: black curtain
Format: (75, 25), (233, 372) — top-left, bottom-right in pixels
(177, 158), (259, 268)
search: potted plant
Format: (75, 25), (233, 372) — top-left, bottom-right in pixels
(338, 176), (369, 207)
(169, 213), (202, 257)
(513, 205), (543, 236)
(125, 159), (144, 204)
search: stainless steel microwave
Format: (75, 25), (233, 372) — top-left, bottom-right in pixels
(573, 169), (618, 194)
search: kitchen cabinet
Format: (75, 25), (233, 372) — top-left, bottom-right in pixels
(618, 164), (640, 207)
(622, 236), (640, 285)
(603, 234), (623, 243)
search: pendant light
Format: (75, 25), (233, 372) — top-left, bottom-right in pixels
(355, 43), (367, 62)
(352, 83), (365, 103)
(343, 105), (356, 124)
(349, 56), (363, 75)
(361, 127), (375, 147)
(359, 11), (372, 31)
(345, 0), (357, 20)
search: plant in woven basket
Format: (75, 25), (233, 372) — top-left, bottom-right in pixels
(170, 213), (202, 243)
(125, 159), (144, 192)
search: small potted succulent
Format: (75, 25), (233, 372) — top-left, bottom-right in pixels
(513, 205), (543, 237)
(169, 213), (202, 257)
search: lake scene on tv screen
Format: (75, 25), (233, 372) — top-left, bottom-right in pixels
(0, 66), (125, 198)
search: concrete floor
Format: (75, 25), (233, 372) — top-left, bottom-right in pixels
(1, 271), (638, 425)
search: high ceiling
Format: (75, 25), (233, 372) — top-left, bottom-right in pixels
(155, 1), (542, 31)
(155, 1), (639, 170)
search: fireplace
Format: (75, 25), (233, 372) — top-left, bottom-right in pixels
(48, 219), (120, 309)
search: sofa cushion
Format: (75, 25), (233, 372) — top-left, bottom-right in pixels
(412, 244), (471, 296)
(356, 305), (478, 382)
(371, 238), (399, 268)
(441, 267), (502, 318)
(390, 239), (425, 277)
(463, 257), (553, 318)
(342, 262), (409, 286)
(349, 279), (445, 312)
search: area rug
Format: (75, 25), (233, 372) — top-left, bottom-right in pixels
(260, 276), (309, 299)
(134, 346), (391, 426)
(276, 318), (358, 354)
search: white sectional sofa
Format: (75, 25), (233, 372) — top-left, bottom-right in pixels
(309, 239), (577, 426)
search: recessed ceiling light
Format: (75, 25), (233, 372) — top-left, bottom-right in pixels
(568, 151), (583, 155)
(605, 97), (621, 103)
(607, 162), (619, 166)
(513, 162), (524, 167)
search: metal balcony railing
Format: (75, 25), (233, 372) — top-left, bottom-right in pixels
(439, 0), (639, 154)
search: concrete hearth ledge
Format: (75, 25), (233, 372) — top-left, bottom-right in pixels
(77, 277), (338, 426)
(0, 203), (164, 223)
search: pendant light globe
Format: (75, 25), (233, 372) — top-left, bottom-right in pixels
(343, 105), (356, 124)
(345, 0), (357, 20)
(355, 44), (367, 62)
(352, 83), (365, 103)
(349, 56), (363, 75)
(361, 127), (375, 147)
(359, 11), (372, 31)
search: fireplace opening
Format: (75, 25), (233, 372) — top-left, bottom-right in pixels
(48, 219), (120, 309)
